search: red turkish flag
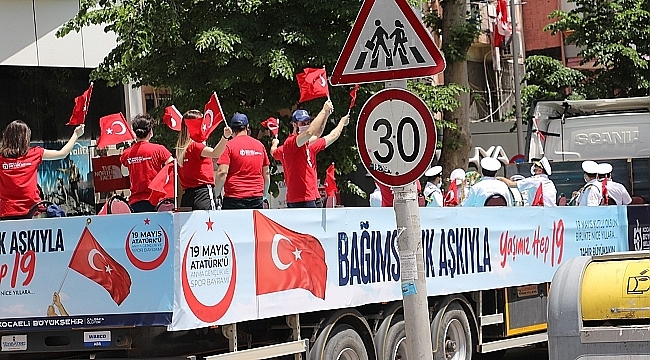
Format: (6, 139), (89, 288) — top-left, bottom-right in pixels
(254, 211), (327, 299)
(68, 227), (132, 305)
(149, 162), (175, 206)
(261, 117), (279, 138)
(493, 0), (512, 47)
(186, 93), (224, 143)
(162, 105), (182, 132)
(444, 180), (459, 207)
(324, 163), (338, 197)
(349, 84), (359, 109)
(97, 113), (136, 148)
(296, 68), (329, 103)
(67, 83), (93, 126)
(601, 177), (609, 205)
(532, 183), (544, 206)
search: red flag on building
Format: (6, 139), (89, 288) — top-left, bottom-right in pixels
(149, 161), (175, 206)
(261, 117), (279, 138)
(296, 68), (329, 103)
(323, 163), (338, 197)
(601, 177), (609, 205)
(186, 93), (224, 142)
(97, 113), (136, 149)
(162, 105), (182, 132)
(254, 211), (327, 299)
(349, 84), (360, 109)
(444, 180), (459, 207)
(68, 227), (132, 305)
(532, 183), (544, 206)
(493, 0), (512, 48)
(67, 83), (93, 126)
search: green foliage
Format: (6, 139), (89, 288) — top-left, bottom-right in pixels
(546, 0), (650, 98)
(408, 81), (466, 133)
(424, 1), (481, 63)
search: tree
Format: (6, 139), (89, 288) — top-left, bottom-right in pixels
(546, 0), (650, 98)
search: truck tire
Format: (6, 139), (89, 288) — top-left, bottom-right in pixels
(382, 317), (408, 360)
(322, 324), (369, 360)
(433, 303), (472, 360)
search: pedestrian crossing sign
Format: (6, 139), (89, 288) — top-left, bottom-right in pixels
(330, 0), (446, 85)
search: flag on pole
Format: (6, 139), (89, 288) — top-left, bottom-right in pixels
(296, 68), (329, 103)
(261, 117), (279, 138)
(444, 180), (459, 207)
(162, 105), (182, 132)
(67, 83), (93, 126)
(324, 163), (338, 197)
(149, 161), (176, 206)
(349, 84), (360, 110)
(493, 0), (512, 48)
(97, 113), (136, 149)
(186, 93), (224, 142)
(531, 183), (544, 206)
(68, 227), (131, 305)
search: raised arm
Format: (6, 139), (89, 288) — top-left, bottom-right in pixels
(43, 125), (84, 160)
(296, 100), (333, 148)
(201, 126), (233, 159)
(323, 115), (350, 148)
(497, 176), (516, 187)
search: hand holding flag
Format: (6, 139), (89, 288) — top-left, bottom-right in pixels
(97, 113), (136, 149)
(67, 83), (93, 126)
(261, 117), (280, 138)
(162, 105), (182, 132)
(296, 68), (329, 103)
(347, 84), (359, 115)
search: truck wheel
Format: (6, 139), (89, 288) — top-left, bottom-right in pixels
(383, 317), (408, 360)
(433, 303), (472, 360)
(323, 324), (369, 360)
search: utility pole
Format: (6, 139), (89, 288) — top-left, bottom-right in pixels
(510, 0), (524, 155)
(387, 79), (433, 360)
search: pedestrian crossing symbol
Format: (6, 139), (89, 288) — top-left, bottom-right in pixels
(330, 0), (446, 85)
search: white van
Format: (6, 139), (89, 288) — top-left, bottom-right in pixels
(528, 97), (650, 161)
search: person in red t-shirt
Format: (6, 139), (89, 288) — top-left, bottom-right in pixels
(215, 113), (270, 209)
(269, 100), (349, 208)
(175, 110), (233, 210)
(0, 120), (85, 219)
(120, 114), (173, 213)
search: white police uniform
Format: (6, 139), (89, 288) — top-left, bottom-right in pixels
(576, 160), (601, 206)
(423, 166), (443, 207)
(606, 181), (632, 205)
(461, 158), (512, 207)
(517, 175), (557, 207)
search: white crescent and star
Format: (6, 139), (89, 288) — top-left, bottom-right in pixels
(271, 234), (302, 271)
(318, 74), (327, 87)
(88, 249), (112, 273)
(204, 110), (214, 133)
(106, 120), (127, 135)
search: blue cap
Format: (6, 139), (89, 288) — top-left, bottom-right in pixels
(231, 113), (249, 128)
(291, 109), (311, 122)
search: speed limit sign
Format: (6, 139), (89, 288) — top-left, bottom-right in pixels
(357, 88), (436, 187)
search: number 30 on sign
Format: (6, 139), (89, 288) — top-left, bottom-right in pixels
(356, 88), (436, 187)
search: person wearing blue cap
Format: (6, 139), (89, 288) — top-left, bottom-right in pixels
(270, 100), (349, 208)
(215, 113), (270, 209)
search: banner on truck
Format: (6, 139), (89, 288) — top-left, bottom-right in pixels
(171, 206), (628, 331)
(0, 213), (174, 331)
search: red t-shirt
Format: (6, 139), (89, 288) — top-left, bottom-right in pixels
(120, 141), (172, 204)
(273, 135), (326, 203)
(217, 135), (269, 199)
(0, 147), (44, 217)
(179, 142), (214, 189)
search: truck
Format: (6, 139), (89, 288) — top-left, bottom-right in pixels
(0, 202), (636, 360)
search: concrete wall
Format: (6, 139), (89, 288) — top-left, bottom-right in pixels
(0, 0), (116, 67)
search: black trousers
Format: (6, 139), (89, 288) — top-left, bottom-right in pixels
(181, 185), (217, 210)
(222, 197), (263, 210)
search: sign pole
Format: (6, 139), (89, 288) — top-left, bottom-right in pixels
(386, 80), (433, 360)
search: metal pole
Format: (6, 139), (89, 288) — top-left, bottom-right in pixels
(386, 80), (433, 360)
(510, 0), (524, 155)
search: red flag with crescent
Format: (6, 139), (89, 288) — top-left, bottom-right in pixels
(254, 211), (327, 299)
(532, 183), (544, 206)
(444, 180), (459, 207)
(296, 68), (329, 103)
(163, 105), (182, 132)
(186, 93), (224, 143)
(68, 227), (132, 305)
(149, 162), (176, 206)
(67, 83), (93, 126)
(261, 117), (279, 138)
(97, 113), (136, 149)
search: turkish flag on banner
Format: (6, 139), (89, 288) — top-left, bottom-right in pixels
(254, 210), (327, 299)
(444, 180), (459, 207)
(67, 83), (93, 126)
(323, 163), (338, 197)
(532, 183), (544, 206)
(149, 161), (175, 206)
(68, 227), (132, 305)
(261, 117), (279, 138)
(601, 177), (609, 205)
(97, 113), (136, 148)
(186, 93), (224, 143)
(162, 105), (182, 132)
(296, 68), (329, 103)
(349, 84), (359, 110)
